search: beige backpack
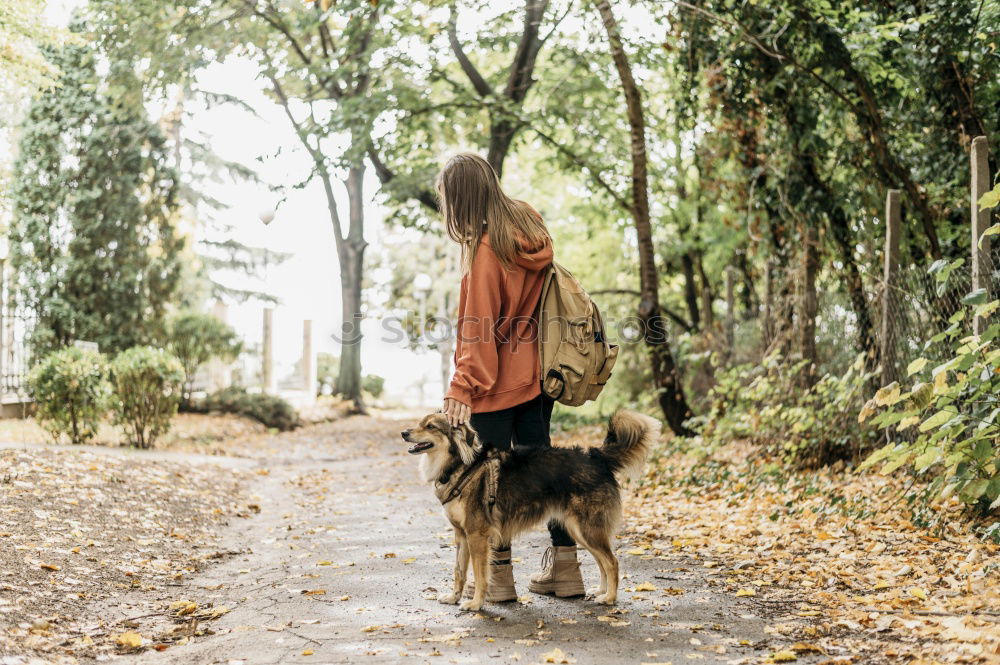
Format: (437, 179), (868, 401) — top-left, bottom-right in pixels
(535, 262), (619, 406)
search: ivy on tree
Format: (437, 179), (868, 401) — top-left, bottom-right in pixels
(10, 40), (183, 357)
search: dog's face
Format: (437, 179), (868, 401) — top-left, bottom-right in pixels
(401, 414), (479, 481)
(401, 413), (453, 455)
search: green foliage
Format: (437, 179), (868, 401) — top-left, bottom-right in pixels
(0, 0), (64, 100)
(164, 310), (242, 407)
(9, 40), (183, 359)
(316, 353), (339, 396)
(197, 387), (300, 432)
(362, 374), (385, 399)
(27, 347), (111, 445)
(861, 304), (1000, 515)
(688, 354), (879, 468)
(109, 347), (184, 449)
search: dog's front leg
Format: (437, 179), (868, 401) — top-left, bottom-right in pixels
(438, 528), (468, 605)
(459, 532), (489, 611)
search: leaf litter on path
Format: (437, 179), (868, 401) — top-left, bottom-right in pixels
(0, 446), (248, 661)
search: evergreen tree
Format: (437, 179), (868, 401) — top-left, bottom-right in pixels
(10, 42), (183, 357)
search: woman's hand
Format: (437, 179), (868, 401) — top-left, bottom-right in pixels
(442, 398), (471, 427)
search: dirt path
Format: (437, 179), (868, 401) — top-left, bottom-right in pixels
(93, 414), (821, 665)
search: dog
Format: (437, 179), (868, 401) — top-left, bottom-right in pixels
(401, 409), (661, 612)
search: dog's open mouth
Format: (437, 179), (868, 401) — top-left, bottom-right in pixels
(407, 441), (433, 454)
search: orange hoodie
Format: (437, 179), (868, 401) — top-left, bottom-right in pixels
(445, 233), (554, 413)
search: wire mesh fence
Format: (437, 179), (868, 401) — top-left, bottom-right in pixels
(707, 247), (998, 390)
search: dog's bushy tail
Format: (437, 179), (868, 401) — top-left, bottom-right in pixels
(601, 410), (662, 482)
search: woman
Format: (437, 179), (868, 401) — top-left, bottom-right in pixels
(438, 152), (585, 601)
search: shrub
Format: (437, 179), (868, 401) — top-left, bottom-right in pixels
(687, 353), (878, 468)
(28, 346), (111, 445)
(164, 310), (242, 408)
(317, 353), (339, 396)
(861, 291), (1000, 516)
(197, 386), (300, 431)
(362, 373), (385, 399)
(110, 346), (185, 449)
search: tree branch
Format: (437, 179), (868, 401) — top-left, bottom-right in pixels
(366, 146), (440, 213)
(504, 0), (549, 103)
(591, 289), (693, 332)
(447, 5), (494, 98)
(528, 124), (632, 213)
(672, 0), (863, 118)
(268, 72), (346, 247)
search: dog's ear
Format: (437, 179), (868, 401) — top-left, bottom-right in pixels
(453, 423), (479, 466)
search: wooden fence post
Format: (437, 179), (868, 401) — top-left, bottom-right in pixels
(971, 136), (992, 336)
(302, 319), (315, 398)
(725, 265), (736, 357)
(262, 307), (274, 393)
(881, 190), (902, 387)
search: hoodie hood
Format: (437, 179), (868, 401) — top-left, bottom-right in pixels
(481, 234), (553, 272)
(514, 236), (553, 271)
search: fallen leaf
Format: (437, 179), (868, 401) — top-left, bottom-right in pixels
(116, 631), (143, 649)
(542, 647), (575, 663)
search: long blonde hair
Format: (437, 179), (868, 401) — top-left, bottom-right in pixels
(435, 153), (550, 272)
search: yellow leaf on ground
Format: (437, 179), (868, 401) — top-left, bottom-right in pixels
(626, 548), (646, 555)
(908, 587), (928, 601)
(302, 649), (314, 656)
(771, 650), (797, 662)
(634, 582), (657, 592)
(735, 588), (756, 597)
(169, 600), (197, 615)
(873, 579), (891, 590)
(40, 563), (61, 571)
(116, 632), (142, 649)
(317, 560), (332, 566)
(402, 557), (416, 564)
(542, 647), (575, 663)
(362, 625), (381, 632)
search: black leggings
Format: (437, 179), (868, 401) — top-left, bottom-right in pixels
(469, 393), (575, 549)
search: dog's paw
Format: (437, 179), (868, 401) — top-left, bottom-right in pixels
(437, 592), (460, 605)
(459, 598), (483, 612)
(594, 593), (616, 605)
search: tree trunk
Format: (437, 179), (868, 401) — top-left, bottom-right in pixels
(680, 252), (700, 330)
(334, 165), (369, 413)
(597, 0), (694, 436)
(799, 224), (818, 386)
(807, 14), (941, 259)
(782, 100), (877, 363)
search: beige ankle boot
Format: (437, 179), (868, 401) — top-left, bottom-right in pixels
(528, 546), (585, 597)
(461, 551), (518, 602)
